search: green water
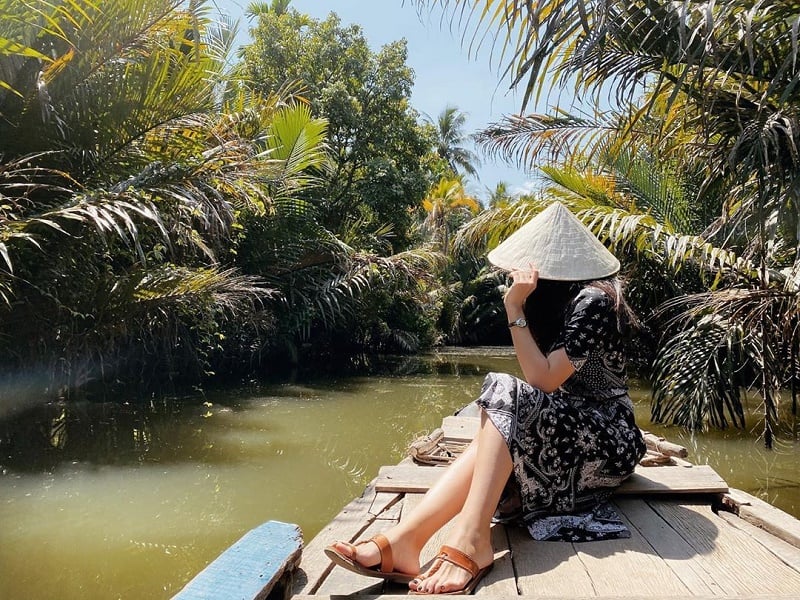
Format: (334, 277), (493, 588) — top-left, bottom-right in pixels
(0, 348), (798, 599)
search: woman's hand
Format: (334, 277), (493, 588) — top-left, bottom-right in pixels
(504, 265), (539, 309)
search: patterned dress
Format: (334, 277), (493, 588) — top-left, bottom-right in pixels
(475, 286), (646, 541)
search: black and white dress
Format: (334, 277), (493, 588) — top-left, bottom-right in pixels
(475, 286), (646, 541)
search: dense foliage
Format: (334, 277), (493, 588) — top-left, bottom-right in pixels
(0, 0), (272, 397)
(5, 0), (800, 449)
(416, 0), (800, 445)
(234, 5), (447, 361)
(0, 0), (442, 403)
(239, 7), (435, 250)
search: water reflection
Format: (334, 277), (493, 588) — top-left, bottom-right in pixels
(0, 348), (798, 600)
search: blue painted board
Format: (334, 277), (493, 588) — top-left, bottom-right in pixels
(173, 520), (303, 600)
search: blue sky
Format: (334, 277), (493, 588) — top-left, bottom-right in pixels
(210, 0), (541, 201)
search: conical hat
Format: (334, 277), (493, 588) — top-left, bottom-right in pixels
(487, 202), (620, 281)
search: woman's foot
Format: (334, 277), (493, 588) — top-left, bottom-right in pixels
(409, 529), (494, 594)
(327, 530), (422, 581)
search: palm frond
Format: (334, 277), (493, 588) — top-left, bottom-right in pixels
(0, 0), (56, 101)
(651, 313), (750, 430)
(275, 232), (443, 337)
(264, 102), (330, 195)
(413, 1), (800, 122)
(130, 265), (271, 314)
(0, 155), (174, 275)
(476, 110), (618, 167)
(539, 165), (618, 207)
(0, 0), (224, 170)
(604, 149), (701, 234)
(426, 104), (480, 176)
(652, 284), (797, 440)
(456, 197), (758, 284)
(581, 204), (759, 281)
(453, 197), (551, 251)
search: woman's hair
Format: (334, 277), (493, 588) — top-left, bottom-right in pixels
(523, 276), (637, 351)
(588, 276), (639, 332)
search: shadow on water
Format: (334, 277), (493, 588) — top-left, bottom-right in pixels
(0, 399), (211, 473)
(0, 349), (517, 474)
(0, 347), (797, 600)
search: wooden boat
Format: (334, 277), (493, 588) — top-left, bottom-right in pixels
(174, 411), (800, 600)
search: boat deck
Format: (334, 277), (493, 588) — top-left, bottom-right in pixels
(293, 416), (800, 599)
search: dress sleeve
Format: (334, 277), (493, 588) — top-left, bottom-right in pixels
(552, 288), (614, 371)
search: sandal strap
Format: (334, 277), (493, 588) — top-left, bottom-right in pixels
(360, 533), (393, 574)
(438, 545), (479, 578)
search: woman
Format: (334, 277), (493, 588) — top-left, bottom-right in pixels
(324, 202), (647, 594)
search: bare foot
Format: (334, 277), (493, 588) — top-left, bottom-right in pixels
(409, 530), (494, 594)
(331, 530), (421, 577)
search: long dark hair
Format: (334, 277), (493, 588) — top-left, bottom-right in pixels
(523, 276), (637, 352)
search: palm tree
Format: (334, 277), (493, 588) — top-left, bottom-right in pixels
(421, 176), (481, 252)
(0, 0), (332, 395)
(416, 1), (800, 445)
(246, 0), (294, 19)
(417, 177), (501, 346)
(487, 182), (513, 209)
(427, 105), (480, 178)
(0, 0), (445, 399)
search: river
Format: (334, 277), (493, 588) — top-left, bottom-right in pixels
(0, 348), (798, 599)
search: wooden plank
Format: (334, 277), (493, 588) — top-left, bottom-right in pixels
(292, 482), (379, 595)
(616, 465), (727, 495)
(722, 488), (800, 549)
(374, 498), (403, 522)
(442, 415), (478, 442)
(375, 464), (728, 496)
(614, 498), (721, 596)
(369, 492), (402, 520)
(717, 509), (800, 572)
(508, 525), (595, 597)
(376, 464), (441, 493)
(314, 520), (393, 596)
(574, 505), (690, 597)
(456, 401), (482, 418)
(173, 520), (302, 600)
(650, 500), (800, 595)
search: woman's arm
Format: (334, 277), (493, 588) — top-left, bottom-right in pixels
(505, 267), (575, 393)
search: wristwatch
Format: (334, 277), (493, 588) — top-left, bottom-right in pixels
(508, 317), (528, 329)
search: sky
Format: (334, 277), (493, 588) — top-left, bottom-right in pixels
(209, 0), (540, 201)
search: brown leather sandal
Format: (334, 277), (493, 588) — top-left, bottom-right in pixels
(324, 533), (417, 583)
(410, 545), (493, 595)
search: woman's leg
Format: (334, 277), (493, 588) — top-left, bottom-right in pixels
(410, 410), (513, 594)
(329, 437), (479, 576)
